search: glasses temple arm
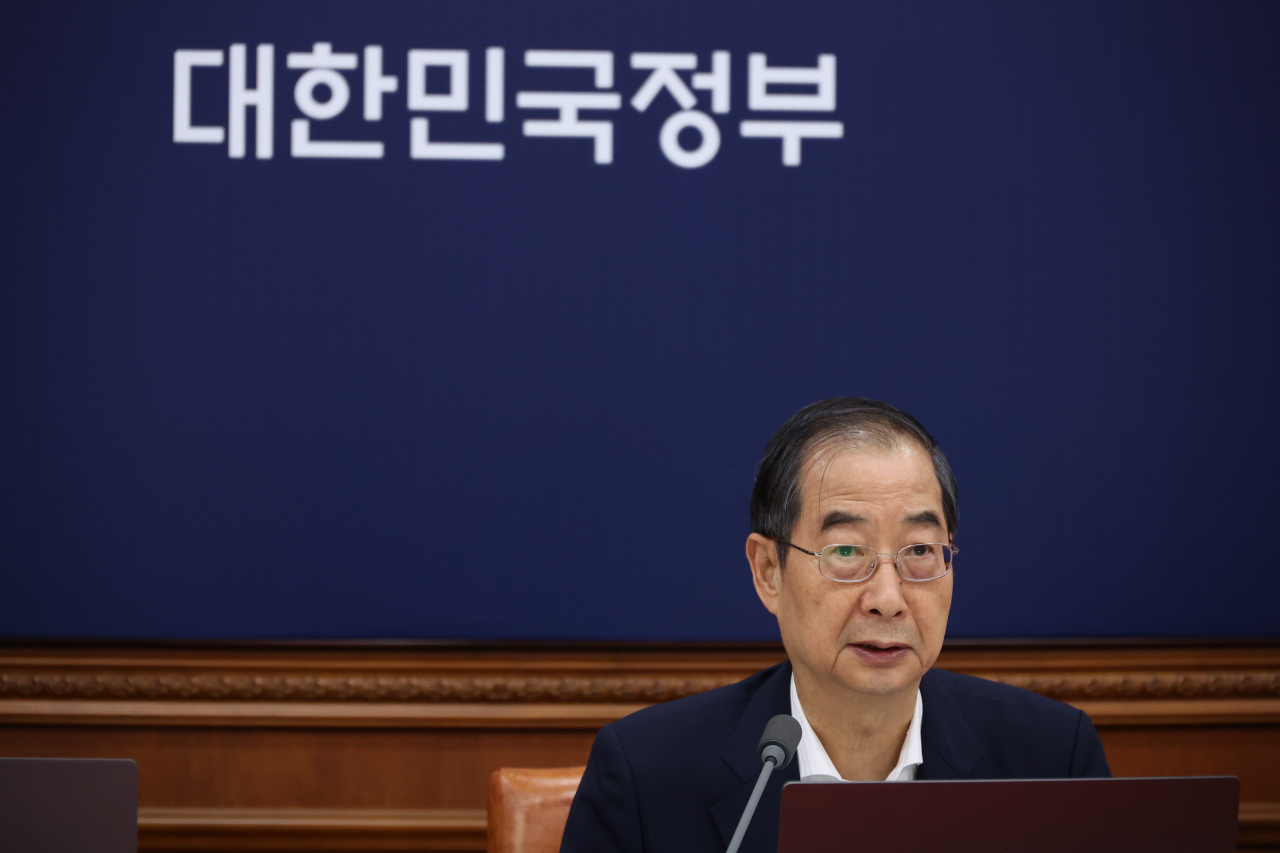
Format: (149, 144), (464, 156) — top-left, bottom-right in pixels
(780, 540), (819, 558)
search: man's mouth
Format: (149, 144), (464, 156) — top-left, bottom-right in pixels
(849, 641), (911, 662)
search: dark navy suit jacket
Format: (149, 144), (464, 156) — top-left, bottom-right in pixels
(560, 662), (1109, 853)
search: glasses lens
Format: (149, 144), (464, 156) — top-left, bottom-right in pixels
(819, 544), (876, 581)
(897, 544), (951, 580)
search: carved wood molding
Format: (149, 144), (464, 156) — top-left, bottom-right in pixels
(0, 672), (740, 704)
(984, 670), (1280, 701)
(1, 641), (1277, 715)
(1, 668), (1277, 704)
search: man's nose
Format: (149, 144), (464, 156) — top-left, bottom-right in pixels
(861, 554), (908, 619)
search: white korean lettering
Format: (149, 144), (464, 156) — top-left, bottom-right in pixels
(743, 53), (841, 165)
(286, 43), (382, 158)
(175, 40), (848, 170)
(228, 43), (274, 159)
(409, 119), (503, 160)
(173, 49), (225, 144)
(486, 47), (504, 123)
(739, 121), (843, 165)
(363, 46), (399, 121)
(525, 50), (613, 87)
(747, 53), (836, 111)
(406, 48), (503, 160)
(630, 53), (697, 112)
(692, 50), (730, 114)
(660, 110), (720, 168)
(408, 50), (468, 111)
(630, 52), (728, 168)
(517, 50), (620, 164)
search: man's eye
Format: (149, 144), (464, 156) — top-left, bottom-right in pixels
(836, 546), (856, 558)
(909, 545), (930, 557)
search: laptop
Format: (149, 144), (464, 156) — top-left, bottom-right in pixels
(0, 758), (138, 853)
(778, 776), (1239, 853)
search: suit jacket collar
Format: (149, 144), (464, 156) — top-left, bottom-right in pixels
(916, 668), (985, 779)
(720, 660), (794, 783)
(711, 661), (798, 851)
(720, 663), (986, 781)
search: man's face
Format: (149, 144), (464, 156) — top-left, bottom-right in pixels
(747, 442), (953, 700)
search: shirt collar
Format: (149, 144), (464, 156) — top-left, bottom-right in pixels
(789, 672), (924, 782)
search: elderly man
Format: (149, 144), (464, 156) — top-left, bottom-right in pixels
(560, 398), (1109, 853)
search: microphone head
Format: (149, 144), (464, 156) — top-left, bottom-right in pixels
(757, 714), (802, 769)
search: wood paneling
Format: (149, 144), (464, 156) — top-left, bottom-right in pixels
(0, 726), (596, 810)
(136, 808), (487, 852)
(1, 639), (1276, 852)
(1101, 725), (1280, 802)
(1240, 804), (1280, 851)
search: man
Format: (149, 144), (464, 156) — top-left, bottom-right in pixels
(560, 398), (1109, 853)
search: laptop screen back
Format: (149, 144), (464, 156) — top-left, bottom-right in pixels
(779, 776), (1239, 853)
(0, 758), (138, 853)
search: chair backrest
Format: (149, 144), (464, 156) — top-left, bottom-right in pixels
(487, 766), (585, 853)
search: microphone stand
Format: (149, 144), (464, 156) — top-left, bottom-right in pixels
(725, 714), (801, 853)
(724, 743), (785, 853)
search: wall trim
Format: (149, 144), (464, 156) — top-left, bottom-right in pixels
(3, 667), (1278, 703)
(4, 642), (1276, 851)
(1240, 803), (1280, 849)
(1, 640), (1277, 729)
(138, 807), (487, 851)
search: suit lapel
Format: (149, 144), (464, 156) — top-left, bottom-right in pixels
(711, 661), (798, 853)
(915, 669), (984, 780)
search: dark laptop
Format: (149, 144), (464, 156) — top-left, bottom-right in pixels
(778, 776), (1240, 853)
(0, 758), (138, 853)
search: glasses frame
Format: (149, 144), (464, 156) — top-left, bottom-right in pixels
(781, 540), (958, 583)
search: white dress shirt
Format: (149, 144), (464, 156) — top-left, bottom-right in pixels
(789, 673), (924, 782)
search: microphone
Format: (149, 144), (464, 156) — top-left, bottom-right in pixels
(724, 714), (802, 853)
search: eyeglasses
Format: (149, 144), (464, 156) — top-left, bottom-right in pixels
(781, 541), (957, 583)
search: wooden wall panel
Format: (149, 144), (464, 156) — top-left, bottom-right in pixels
(1101, 725), (1280, 803)
(0, 726), (595, 810)
(0, 639), (1276, 852)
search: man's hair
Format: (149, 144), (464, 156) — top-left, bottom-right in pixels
(750, 397), (959, 566)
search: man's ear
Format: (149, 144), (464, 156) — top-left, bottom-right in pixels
(746, 533), (783, 616)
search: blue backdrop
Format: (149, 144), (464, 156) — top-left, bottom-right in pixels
(2, 0), (1278, 640)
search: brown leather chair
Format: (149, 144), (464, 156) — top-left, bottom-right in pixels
(487, 766), (585, 853)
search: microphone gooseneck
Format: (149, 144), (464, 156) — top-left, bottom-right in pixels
(725, 714), (802, 853)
